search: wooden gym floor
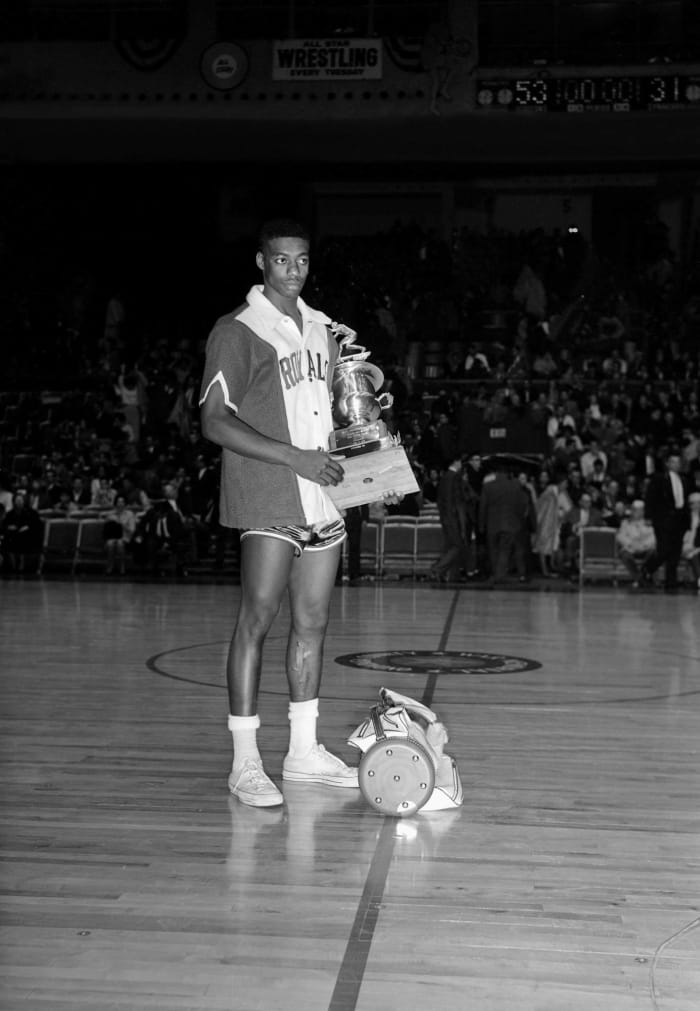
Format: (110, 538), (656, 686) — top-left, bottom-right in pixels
(1, 578), (699, 1011)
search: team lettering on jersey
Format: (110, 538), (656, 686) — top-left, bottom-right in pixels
(278, 348), (329, 391)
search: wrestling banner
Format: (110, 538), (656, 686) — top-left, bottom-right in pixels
(272, 38), (383, 81)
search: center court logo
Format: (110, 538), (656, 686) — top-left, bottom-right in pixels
(335, 650), (541, 676)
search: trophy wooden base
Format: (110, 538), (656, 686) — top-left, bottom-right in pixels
(326, 445), (419, 510)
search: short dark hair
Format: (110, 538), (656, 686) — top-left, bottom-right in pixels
(257, 218), (310, 252)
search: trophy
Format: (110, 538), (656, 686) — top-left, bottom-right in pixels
(325, 323), (419, 510)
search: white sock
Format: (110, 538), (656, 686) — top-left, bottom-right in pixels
(228, 714), (261, 772)
(287, 698), (319, 757)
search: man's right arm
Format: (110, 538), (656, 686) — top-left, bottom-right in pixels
(200, 382), (344, 487)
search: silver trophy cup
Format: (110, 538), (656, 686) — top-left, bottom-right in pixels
(325, 323), (419, 509)
(329, 359), (393, 456)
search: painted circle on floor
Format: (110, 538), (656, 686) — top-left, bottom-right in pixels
(334, 650), (541, 675)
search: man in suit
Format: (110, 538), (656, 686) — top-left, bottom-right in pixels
(430, 455), (468, 581)
(478, 461), (529, 584)
(561, 491), (604, 574)
(139, 483), (194, 576)
(644, 452), (689, 592)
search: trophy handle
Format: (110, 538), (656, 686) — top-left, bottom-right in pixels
(376, 392), (394, 411)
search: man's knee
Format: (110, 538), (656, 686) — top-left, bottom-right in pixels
(292, 604), (330, 640)
(237, 596), (281, 639)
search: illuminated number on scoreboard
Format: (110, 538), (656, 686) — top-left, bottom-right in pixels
(477, 74), (689, 111)
(563, 78), (596, 103)
(601, 77), (633, 103)
(563, 76), (635, 106)
(563, 79), (580, 103)
(531, 79), (547, 105)
(514, 79), (547, 106)
(580, 78), (596, 102)
(648, 77), (666, 103)
(647, 76), (680, 103)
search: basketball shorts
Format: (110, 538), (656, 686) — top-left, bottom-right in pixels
(240, 517), (346, 557)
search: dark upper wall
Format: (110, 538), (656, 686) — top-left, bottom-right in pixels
(1, 2), (699, 167)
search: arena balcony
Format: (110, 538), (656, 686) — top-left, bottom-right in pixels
(1, 1), (700, 167)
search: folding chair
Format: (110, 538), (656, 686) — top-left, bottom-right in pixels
(381, 517), (417, 578)
(39, 519), (80, 574)
(74, 519), (108, 572)
(579, 526), (620, 586)
(415, 521), (444, 576)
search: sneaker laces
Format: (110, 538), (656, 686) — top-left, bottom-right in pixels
(236, 758), (270, 789)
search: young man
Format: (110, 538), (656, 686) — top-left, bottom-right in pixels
(199, 219), (358, 807)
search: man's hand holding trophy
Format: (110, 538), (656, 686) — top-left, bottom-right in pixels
(324, 322), (419, 510)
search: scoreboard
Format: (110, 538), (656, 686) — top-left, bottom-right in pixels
(476, 75), (700, 112)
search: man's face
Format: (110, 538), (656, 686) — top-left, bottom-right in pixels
(667, 455), (681, 473)
(256, 236), (310, 302)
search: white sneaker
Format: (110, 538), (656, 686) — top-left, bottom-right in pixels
(228, 759), (283, 807)
(282, 743), (359, 788)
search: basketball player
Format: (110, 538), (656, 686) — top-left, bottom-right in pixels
(199, 219), (358, 807)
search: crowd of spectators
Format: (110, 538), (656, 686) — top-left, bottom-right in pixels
(1, 218), (699, 588)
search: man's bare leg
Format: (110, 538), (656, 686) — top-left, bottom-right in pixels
(282, 543), (358, 787)
(227, 534), (296, 715)
(226, 534), (296, 806)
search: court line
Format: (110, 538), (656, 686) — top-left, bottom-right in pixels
(327, 589), (461, 1011)
(145, 644), (700, 706)
(326, 816), (397, 1011)
(650, 915), (700, 1009)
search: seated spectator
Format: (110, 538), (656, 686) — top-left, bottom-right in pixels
(622, 474), (642, 505)
(553, 430), (583, 471)
(681, 492), (700, 591)
(45, 463), (70, 505)
(617, 500), (657, 587)
(2, 493), (43, 574)
(119, 475), (150, 512)
(580, 438), (608, 480)
(69, 476), (92, 509)
(606, 499), (628, 529)
(588, 457), (607, 491)
(547, 404), (578, 443)
(91, 476), (117, 510)
(566, 465), (585, 505)
(562, 491), (603, 574)
(134, 483), (194, 576)
(103, 494), (137, 575)
(55, 489), (82, 516)
(26, 478), (51, 513)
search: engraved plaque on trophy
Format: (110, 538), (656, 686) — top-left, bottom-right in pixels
(325, 324), (420, 510)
